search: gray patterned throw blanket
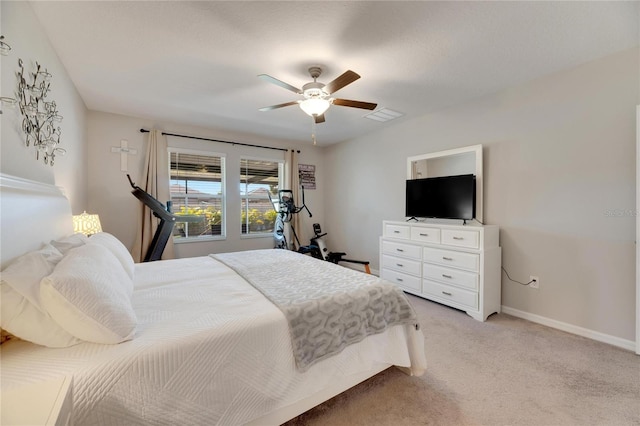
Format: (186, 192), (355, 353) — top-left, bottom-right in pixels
(211, 249), (417, 371)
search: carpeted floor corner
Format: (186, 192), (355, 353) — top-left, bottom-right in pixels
(284, 295), (640, 426)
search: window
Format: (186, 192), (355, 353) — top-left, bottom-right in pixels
(240, 158), (283, 235)
(169, 150), (225, 241)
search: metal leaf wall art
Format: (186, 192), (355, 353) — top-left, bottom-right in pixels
(16, 58), (65, 166)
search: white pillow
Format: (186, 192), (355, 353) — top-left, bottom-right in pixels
(87, 232), (135, 279)
(0, 244), (82, 347)
(50, 233), (89, 255)
(41, 244), (137, 344)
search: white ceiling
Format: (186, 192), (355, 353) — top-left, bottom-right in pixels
(30, 1), (638, 146)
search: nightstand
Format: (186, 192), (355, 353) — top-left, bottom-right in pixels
(1, 376), (73, 425)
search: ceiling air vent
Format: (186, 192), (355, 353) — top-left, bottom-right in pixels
(364, 108), (404, 122)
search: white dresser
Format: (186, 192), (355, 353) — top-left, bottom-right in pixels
(380, 220), (501, 321)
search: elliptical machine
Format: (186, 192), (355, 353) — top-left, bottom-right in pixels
(272, 187), (312, 250)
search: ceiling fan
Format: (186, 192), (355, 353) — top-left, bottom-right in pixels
(258, 66), (377, 124)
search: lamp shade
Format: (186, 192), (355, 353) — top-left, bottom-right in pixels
(73, 211), (103, 236)
(299, 99), (330, 117)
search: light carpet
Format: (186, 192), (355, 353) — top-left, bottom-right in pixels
(284, 294), (639, 426)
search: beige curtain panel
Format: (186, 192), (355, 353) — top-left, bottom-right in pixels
(131, 130), (174, 262)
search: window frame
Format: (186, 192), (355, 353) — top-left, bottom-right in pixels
(239, 156), (284, 239)
(168, 147), (227, 243)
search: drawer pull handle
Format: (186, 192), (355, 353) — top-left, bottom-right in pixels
(442, 274), (452, 279)
(396, 278), (404, 282)
(452, 236), (464, 240)
(396, 263), (404, 267)
(442, 291), (452, 296)
(393, 230), (400, 234)
(442, 256), (453, 261)
(419, 233), (429, 236)
(396, 248), (404, 252)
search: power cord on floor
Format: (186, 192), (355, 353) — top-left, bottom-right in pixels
(501, 267), (535, 286)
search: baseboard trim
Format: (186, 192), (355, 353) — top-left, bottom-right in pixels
(500, 305), (636, 352)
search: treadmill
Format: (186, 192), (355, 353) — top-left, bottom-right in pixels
(127, 174), (200, 262)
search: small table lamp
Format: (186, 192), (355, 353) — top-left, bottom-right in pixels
(73, 211), (103, 236)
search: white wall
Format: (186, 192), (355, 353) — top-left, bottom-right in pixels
(87, 111), (324, 257)
(324, 47), (639, 342)
(0, 2), (87, 212)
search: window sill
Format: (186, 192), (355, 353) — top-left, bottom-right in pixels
(240, 233), (273, 240)
(173, 235), (226, 244)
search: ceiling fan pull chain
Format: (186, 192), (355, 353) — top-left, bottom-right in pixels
(311, 119), (317, 145)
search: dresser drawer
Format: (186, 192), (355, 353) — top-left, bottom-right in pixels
(381, 240), (422, 260)
(423, 263), (478, 291)
(423, 247), (479, 272)
(382, 269), (421, 292)
(382, 254), (422, 276)
(423, 279), (478, 310)
(441, 229), (479, 249)
(384, 223), (410, 239)
(410, 226), (441, 244)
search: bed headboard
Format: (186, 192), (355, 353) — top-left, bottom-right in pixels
(0, 173), (73, 269)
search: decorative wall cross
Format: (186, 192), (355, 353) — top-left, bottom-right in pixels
(111, 139), (137, 172)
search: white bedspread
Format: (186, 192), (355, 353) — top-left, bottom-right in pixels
(1, 255), (426, 425)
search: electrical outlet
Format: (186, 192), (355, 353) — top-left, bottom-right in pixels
(529, 276), (539, 289)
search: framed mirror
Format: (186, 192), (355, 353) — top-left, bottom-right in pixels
(407, 144), (483, 223)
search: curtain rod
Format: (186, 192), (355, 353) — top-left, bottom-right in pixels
(139, 129), (299, 153)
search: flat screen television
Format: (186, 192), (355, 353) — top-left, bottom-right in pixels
(405, 174), (476, 221)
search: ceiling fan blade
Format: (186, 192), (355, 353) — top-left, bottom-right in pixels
(332, 98), (377, 110)
(324, 70), (360, 94)
(259, 100), (300, 111)
(314, 114), (326, 124)
(258, 74), (302, 94)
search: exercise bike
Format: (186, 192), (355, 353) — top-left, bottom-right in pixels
(304, 223), (371, 274)
(271, 190), (371, 274)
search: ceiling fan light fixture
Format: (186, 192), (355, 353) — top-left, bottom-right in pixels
(300, 98), (330, 117)
(259, 67), (374, 124)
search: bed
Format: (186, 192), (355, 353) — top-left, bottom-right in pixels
(0, 174), (427, 425)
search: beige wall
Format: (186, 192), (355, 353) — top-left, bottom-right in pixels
(5, 0), (636, 345)
(324, 47), (639, 342)
(1, 2), (88, 212)
(87, 111), (324, 258)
